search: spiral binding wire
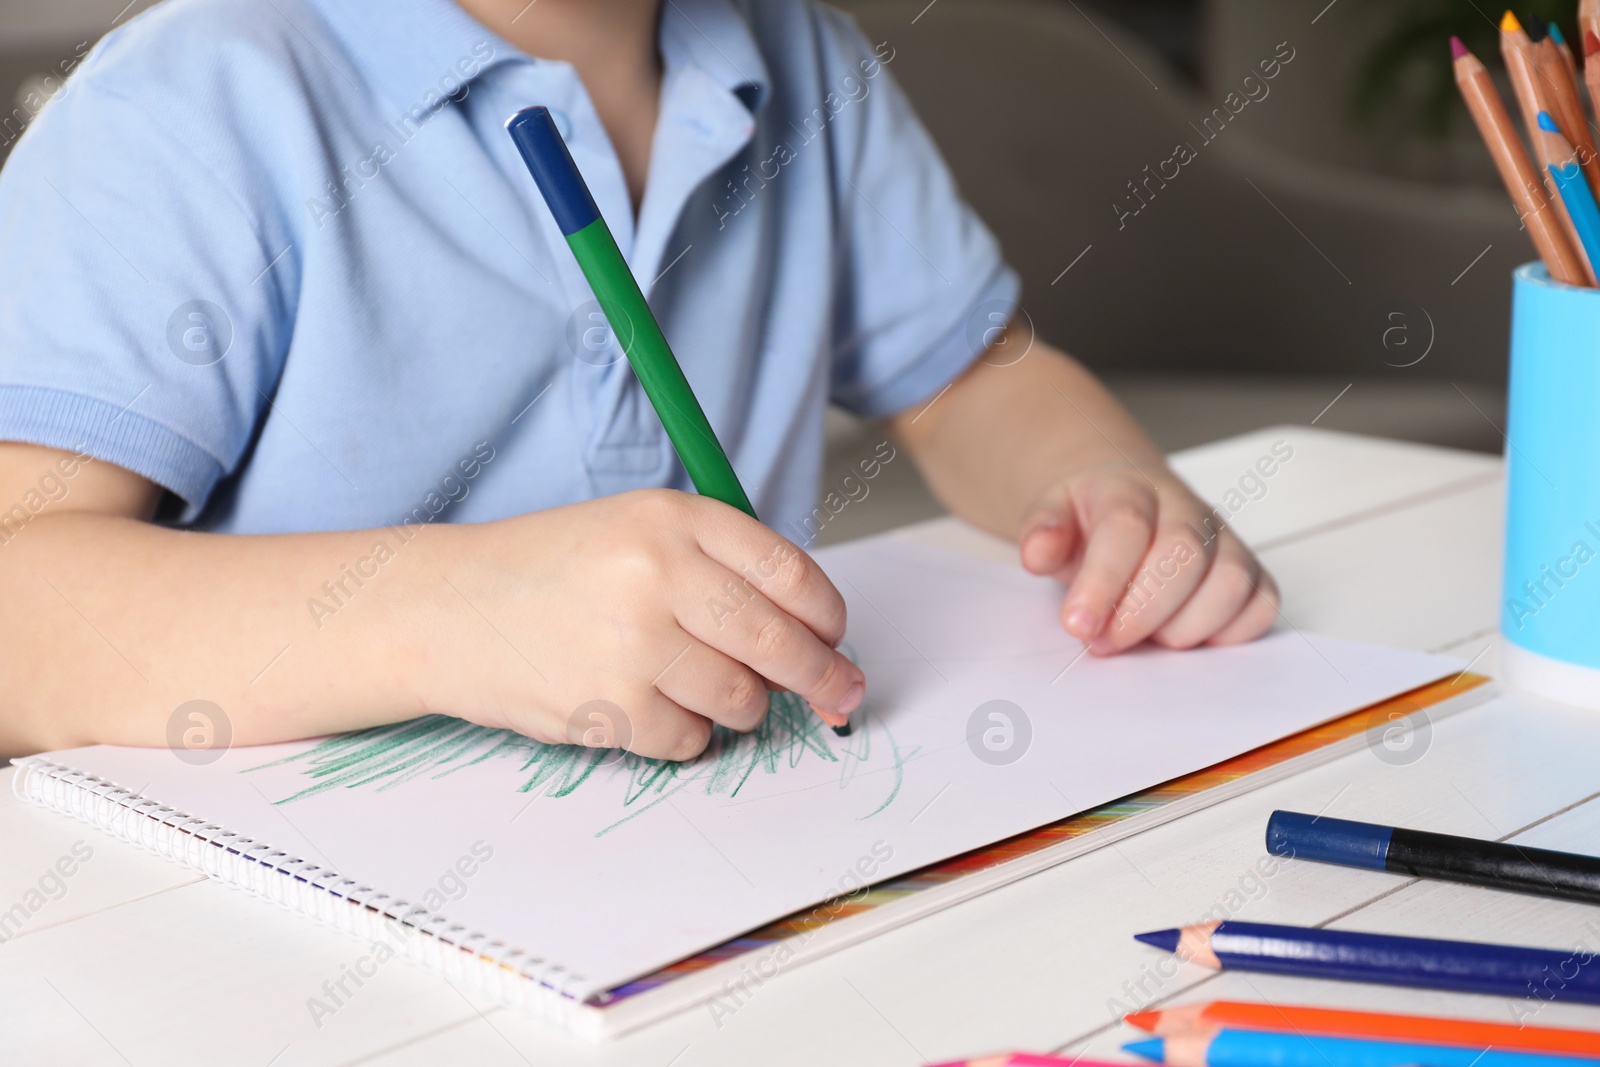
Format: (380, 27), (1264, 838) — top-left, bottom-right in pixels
(12, 758), (597, 1029)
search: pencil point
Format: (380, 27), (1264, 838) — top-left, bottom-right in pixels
(831, 721), (852, 737)
(1539, 110), (1561, 132)
(1124, 1038), (1166, 1063)
(1134, 928), (1181, 952)
(1526, 14), (1548, 42)
(1586, 30), (1600, 57)
(1450, 35), (1470, 60)
(1549, 21), (1567, 45)
(809, 701), (848, 731)
(1124, 1009), (1159, 1031)
(1501, 9), (1522, 33)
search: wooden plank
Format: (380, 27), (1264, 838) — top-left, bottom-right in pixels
(1258, 479), (1502, 652)
(1168, 426), (1498, 549)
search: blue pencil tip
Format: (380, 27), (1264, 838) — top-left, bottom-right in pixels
(1124, 1038), (1166, 1062)
(1538, 111), (1561, 133)
(1550, 21), (1568, 45)
(1133, 928), (1181, 952)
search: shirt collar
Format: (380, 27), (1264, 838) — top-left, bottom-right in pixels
(298, 0), (520, 116)
(659, 0), (770, 114)
(299, 0), (770, 119)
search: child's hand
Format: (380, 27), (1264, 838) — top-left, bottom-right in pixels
(421, 490), (864, 760)
(1017, 463), (1280, 655)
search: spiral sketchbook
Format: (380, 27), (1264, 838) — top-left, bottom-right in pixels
(12, 528), (1466, 1041)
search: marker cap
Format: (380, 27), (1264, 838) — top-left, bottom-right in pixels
(1266, 810), (1392, 870)
(505, 106), (602, 237)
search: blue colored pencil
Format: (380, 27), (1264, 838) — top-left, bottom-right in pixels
(1133, 920), (1600, 1003)
(1124, 1029), (1600, 1067)
(1537, 110), (1600, 272)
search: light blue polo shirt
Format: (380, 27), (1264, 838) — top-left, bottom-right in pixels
(0, 0), (1017, 538)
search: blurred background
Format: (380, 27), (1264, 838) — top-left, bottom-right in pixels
(0, 0), (1550, 537)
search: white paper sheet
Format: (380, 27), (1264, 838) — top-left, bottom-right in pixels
(34, 529), (1460, 999)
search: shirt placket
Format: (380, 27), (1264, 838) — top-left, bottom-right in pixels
(568, 62), (758, 498)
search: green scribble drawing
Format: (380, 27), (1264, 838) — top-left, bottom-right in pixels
(248, 688), (914, 834)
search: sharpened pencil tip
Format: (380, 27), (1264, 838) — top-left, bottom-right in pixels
(808, 701), (848, 731)
(1123, 1038), (1166, 1062)
(1450, 35), (1470, 59)
(1549, 21), (1567, 45)
(1539, 110), (1561, 132)
(1586, 30), (1600, 57)
(832, 722), (852, 737)
(1527, 14), (1548, 41)
(1133, 928), (1181, 952)
(1501, 9), (1522, 33)
(1124, 1010), (1159, 1032)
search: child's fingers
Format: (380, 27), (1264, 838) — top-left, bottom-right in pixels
(1148, 539), (1259, 649)
(1204, 567), (1281, 646)
(1059, 484), (1156, 642)
(1020, 520), (1081, 577)
(1089, 523), (1214, 654)
(676, 560), (865, 718)
(624, 690), (716, 762)
(651, 639), (771, 733)
(686, 498), (848, 647)
(1019, 484), (1079, 575)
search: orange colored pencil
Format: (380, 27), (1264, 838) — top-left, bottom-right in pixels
(1123, 1001), (1600, 1058)
(1502, 11), (1549, 137)
(1454, 36), (1588, 285)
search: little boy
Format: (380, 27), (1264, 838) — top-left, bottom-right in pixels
(0, 0), (1277, 759)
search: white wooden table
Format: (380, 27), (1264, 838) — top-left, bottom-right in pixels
(8, 424), (1591, 1067)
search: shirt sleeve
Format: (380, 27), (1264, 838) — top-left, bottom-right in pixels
(0, 64), (291, 521)
(817, 8), (1021, 419)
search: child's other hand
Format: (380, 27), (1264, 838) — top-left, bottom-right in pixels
(422, 490), (863, 760)
(1016, 464), (1279, 655)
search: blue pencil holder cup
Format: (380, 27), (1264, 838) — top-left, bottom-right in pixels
(1502, 263), (1600, 708)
